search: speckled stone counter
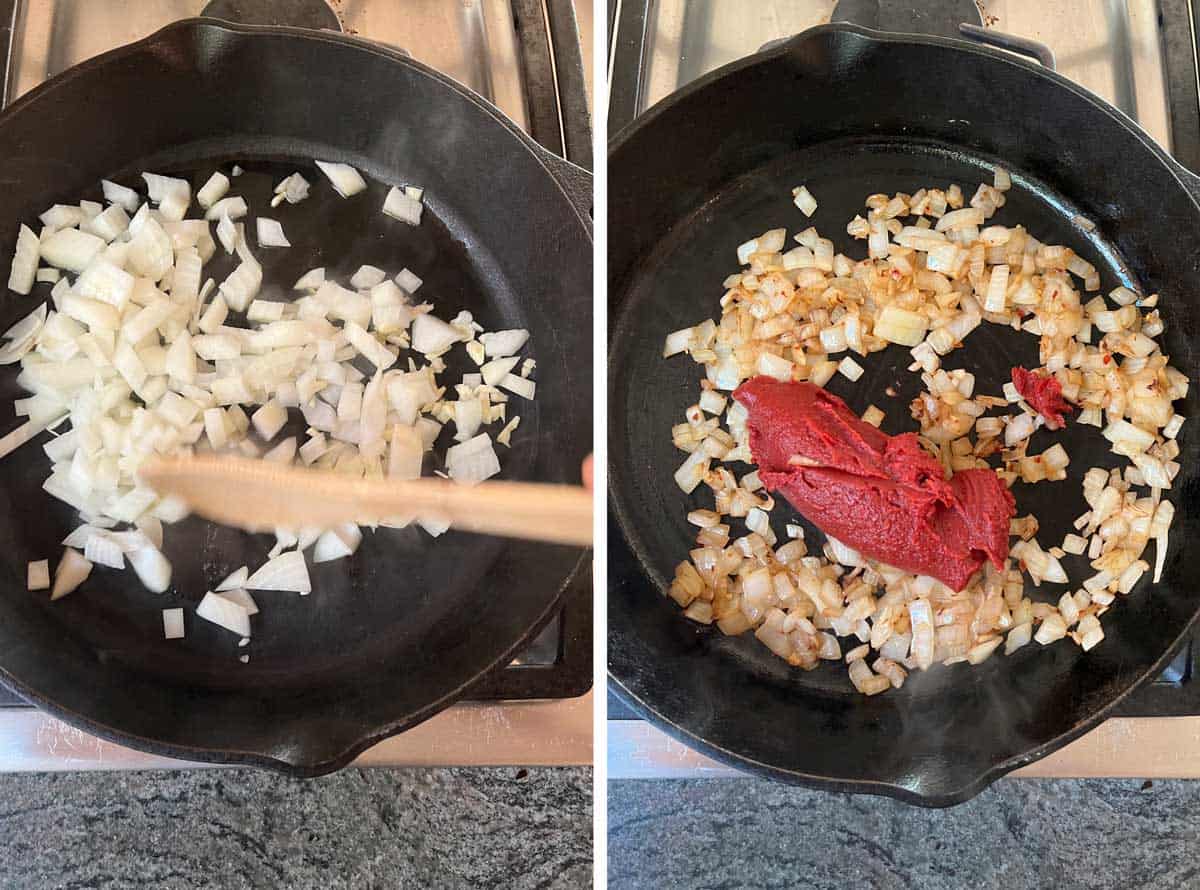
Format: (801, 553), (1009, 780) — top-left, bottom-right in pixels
(609, 778), (1200, 889)
(0, 767), (591, 889)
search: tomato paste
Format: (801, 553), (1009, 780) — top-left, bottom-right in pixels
(733, 377), (1015, 591)
(1011, 366), (1072, 430)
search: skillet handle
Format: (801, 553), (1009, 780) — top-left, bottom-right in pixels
(534, 148), (594, 233)
(958, 24), (1057, 70)
(1166, 156), (1200, 207)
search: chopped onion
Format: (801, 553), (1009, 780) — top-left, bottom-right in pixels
(350, 265), (386, 289)
(196, 591), (251, 636)
(196, 172), (230, 210)
(83, 532), (125, 569)
(875, 305), (927, 346)
(27, 559), (49, 591)
(479, 329), (530, 358)
(272, 172), (310, 206)
(215, 565), (249, 591)
(316, 161), (366, 198)
(256, 217), (290, 248)
(411, 313), (463, 355)
(294, 267), (325, 291)
(244, 551), (311, 593)
(0, 303), (47, 357)
(446, 433), (500, 486)
(218, 260), (262, 312)
(251, 400), (288, 441)
(382, 186), (422, 224)
(1035, 614), (1067, 645)
(7, 224), (39, 295)
(1102, 419), (1155, 454)
(127, 208), (173, 280)
(837, 355), (864, 382)
(0, 161), (529, 661)
(663, 328), (691, 358)
(481, 356), (520, 387)
(1005, 412), (1036, 446)
(343, 321), (396, 370)
(499, 373), (535, 400)
(162, 608), (185, 639)
(205, 196), (248, 222)
(935, 207), (985, 232)
(221, 588), (259, 615)
(142, 172), (189, 205)
(50, 547), (92, 600)
(395, 268), (423, 293)
(40, 228), (103, 273)
(792, 185), (818, 217)
(216, 213), (238, 254)
(313, 523), (363, 563)
(127, 543), (171, 593)
(102, 180), (140, 213)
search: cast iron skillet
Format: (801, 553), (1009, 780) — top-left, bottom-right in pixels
(608, 23), (1200, 806)
(0, 18), (592, 775)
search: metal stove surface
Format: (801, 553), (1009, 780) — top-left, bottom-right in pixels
(0, 0), (593, 769)
(608, 0), (1200, 774)
(10, 1), (583, 126)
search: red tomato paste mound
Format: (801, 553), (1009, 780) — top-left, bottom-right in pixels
(733, 377), (1015, 591)
(1011, 366), (1073, 430)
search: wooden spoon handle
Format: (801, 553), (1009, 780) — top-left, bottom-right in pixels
(140, 454), (593, 547)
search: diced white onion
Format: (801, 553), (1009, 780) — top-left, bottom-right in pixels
(395, 268), (422, 293)
(382, 187), (422, 225)
(27, 559), (49, 591)
(102, 180), (140, 213)
(244, 551), (311, 593)
(51, 548), (92, 600)
(445, 433), (500, 486)
(196, 591), (251, 636)
(162, 608), (185, 639)
(256, 217), (290, 248)
(316, 161), (367, 198)
(792, 185), (818, 217)
(478, 329), (530, 358)
(294, 267), (325, 291)
(205, 196), (248, 222)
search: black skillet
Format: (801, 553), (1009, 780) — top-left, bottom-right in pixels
(608, 22), (1200, 805)
(0, 18), (592, 774)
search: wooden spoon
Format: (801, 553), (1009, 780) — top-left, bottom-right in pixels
(139, 454), (592, 547)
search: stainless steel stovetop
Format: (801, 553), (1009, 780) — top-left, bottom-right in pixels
(0, 0), (594, 771)
(608, 0), (1181, 160)
(607, 0), (1200, 778)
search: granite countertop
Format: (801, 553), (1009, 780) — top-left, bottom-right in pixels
(609, 777), (1200, 889)
(0, 767), (592, 889)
